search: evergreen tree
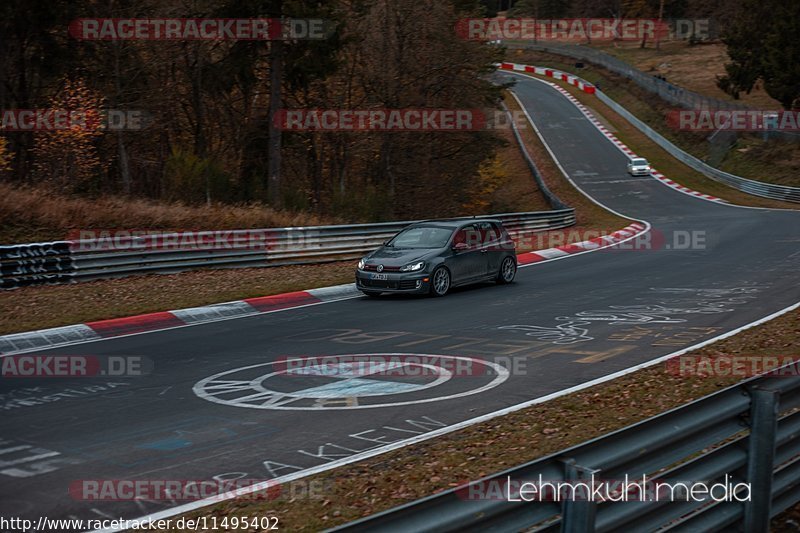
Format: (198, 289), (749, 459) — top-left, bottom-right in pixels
(718, 0), (800, 109)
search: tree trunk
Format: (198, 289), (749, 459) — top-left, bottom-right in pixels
(655, 0), (665, 51)
(267, 3), (284, 208)
(113, 41), (131, 194)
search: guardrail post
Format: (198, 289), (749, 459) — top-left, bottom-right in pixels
(560, 459), (598, 533)
(743, 386), (779, 533)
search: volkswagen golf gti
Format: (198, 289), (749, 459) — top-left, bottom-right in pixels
(355, 219), (517, 297)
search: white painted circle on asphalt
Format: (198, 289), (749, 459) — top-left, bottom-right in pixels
(193, 353), (509, 410)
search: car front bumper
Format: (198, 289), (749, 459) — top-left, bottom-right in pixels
(355, 269), (431, 294)
(630, 168), (651, 176)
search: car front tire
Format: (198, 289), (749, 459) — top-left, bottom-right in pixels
(429, 266), (451, 297)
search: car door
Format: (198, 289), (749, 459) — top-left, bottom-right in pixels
(448, 224), (486, 284)
(478, 221), (504, 276)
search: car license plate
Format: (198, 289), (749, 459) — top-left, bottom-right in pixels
(370, 273), (388, 280)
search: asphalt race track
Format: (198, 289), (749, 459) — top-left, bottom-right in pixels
(2, 73), (799, 529)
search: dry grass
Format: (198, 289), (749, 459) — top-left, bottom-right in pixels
(594, 41), (781, 109)
(774, 501), (800, 531)
(152, 309), (800, 532)
(0, 183), (340, 245)
(481, 117), (553, 213)
(0, 262), (359, 335)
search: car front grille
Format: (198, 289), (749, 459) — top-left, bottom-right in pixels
(360, 279), (418, 290)
(362, 264), (401, 272)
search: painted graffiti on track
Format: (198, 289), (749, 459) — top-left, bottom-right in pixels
(193, 353), (509, 410)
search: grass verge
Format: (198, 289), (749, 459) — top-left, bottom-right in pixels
(591, 41), (780, 109)
(0, 263), (355, 336)
(0, 183), (341, 245)
(150, 305), (799, 532)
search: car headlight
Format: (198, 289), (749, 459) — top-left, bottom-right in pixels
(358, 259), (366, 270)
(400, 261), (425, 272)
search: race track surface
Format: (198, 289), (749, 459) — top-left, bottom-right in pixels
(2, 74), (798, 528)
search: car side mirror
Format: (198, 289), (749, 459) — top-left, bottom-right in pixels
(452, 242), (469, 252)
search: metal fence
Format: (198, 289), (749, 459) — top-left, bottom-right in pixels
(0, 210), (576, 290)
(333, 364), (800, 533)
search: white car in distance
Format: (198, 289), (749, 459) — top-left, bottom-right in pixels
(627, 158), (652, 176)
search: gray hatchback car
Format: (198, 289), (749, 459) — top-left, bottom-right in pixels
(355, 219), (517, 297)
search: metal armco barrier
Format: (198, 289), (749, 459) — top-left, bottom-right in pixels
(501, 100), (569, 211)
(509, 42), (749, 114)
(592, 90), (800, 203)
(0, 210), (576, 290)
(333, 366), (800, 533)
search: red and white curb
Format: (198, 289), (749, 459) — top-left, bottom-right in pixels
(499, 62), (596, 93)
(501, 63), (726, 204)
(0, 284), (361, 356)
(515, 222), (646, 265)
(0, 221), (647, 356)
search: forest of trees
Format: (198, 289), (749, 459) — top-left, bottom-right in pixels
(0, 0), (504, 220)
(1, 0), (795, 222)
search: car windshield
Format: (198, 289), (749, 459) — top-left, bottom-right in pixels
(388, 226), (453, 249)
(632, 159), (648, 166)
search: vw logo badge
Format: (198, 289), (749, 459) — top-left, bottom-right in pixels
(377, 264), (384, 272)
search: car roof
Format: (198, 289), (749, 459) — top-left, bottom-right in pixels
(409, 218), (503, 229)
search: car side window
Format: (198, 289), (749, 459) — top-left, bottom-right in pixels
(478, 222), (501, 245)
(453, 228), (467, 246)
(462, 224), (482, 248)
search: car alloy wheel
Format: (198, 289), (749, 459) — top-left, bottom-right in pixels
(498, 256), (516, 284)
(431, 267), (450, 296)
